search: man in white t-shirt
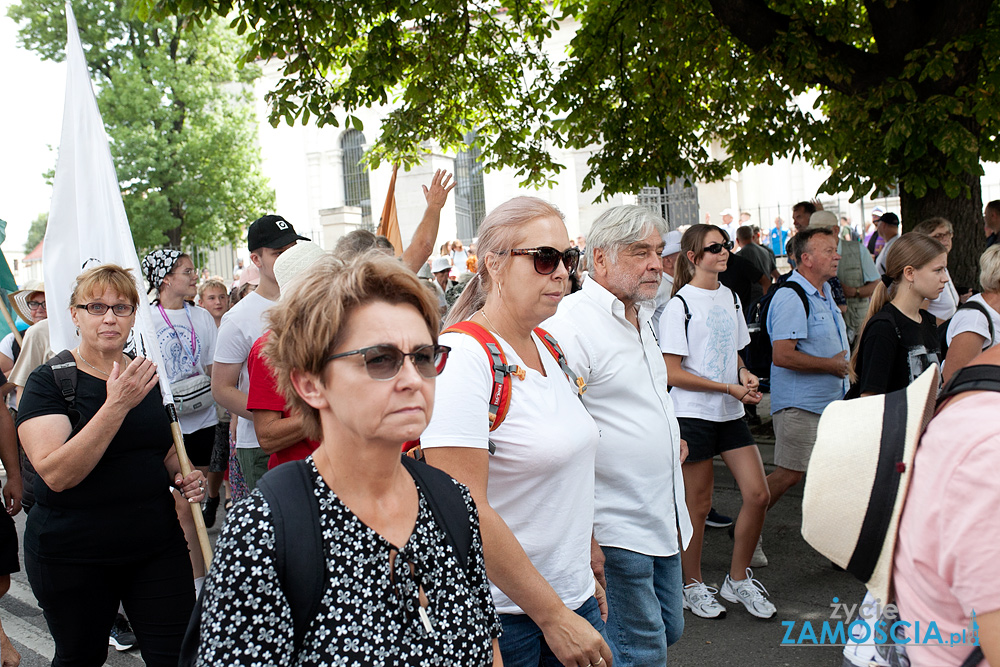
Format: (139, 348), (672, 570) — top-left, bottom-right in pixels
(652, 229), (682, 334)
(544, 205), (693, 667)
(212, 214), (307, 490)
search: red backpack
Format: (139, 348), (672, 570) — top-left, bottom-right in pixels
(403, 321), (586, 459)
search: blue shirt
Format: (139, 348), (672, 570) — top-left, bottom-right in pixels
(767, 271), (850, 414)
(770, 228), (789, 256)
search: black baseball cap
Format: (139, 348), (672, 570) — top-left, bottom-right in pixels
(247, 215), (309, 252)
(878, 212), (900, 226)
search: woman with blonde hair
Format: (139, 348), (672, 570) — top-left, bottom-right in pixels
(848, 233), (949, 397)
(422, 197), (611, 667)
(942, 244), (1000, 382)
(197, 253), (500, 665)
(912, 217), (963, 321)
(661, 224), (774, 620)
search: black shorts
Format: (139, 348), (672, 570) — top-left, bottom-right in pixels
(677, 417), (756, 463)
(0, 506), (19, 575)
(184, 425), (216, 467)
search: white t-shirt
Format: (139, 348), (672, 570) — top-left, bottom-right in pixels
(213, 290), (274, 448)
(151, 303), (219, 434)
(651, 273), (674, 335)
(659, 283), (750, 421)
(925, 270), (959, 321)
(421, 330), (599, 615)
(946, 293), (1000, 349)
(0, 333), (15, 361)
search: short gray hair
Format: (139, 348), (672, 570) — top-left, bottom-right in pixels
(585, 206), (668, 268)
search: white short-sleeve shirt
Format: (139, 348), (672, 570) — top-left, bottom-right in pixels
(151, 303), (219, 434)
(421, 329), (599, 615)
(213, 290), (274, 448)
(658, 283), (751, 421)
(945, 293), (1000, 349)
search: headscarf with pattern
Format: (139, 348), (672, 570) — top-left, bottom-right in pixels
(141, 249), (183, 292)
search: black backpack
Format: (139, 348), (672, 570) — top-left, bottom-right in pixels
(178, 455), (473, 665)
(743, 280), (810, 379)
(937, 300), (996, 357)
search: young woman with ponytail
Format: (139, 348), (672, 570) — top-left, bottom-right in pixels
(659, 224), (775, 620)
(847, 232), (948, 398)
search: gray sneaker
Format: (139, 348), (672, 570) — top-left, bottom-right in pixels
(682, 580), (726, 619)
(720, 568), (776, 619)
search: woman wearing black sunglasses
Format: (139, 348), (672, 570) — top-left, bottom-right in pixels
(195, 253), (500, 666)
(659, 224), (776, 621)
(16, 264), (205, 665)
(422, 197), (611, 667)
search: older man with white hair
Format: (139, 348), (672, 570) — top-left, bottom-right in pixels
(544, 205), (692, 666)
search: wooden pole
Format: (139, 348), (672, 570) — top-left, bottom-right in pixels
(0, 296), (22, 346)
(168, 413), (212, 567)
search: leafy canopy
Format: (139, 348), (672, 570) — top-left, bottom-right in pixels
(9, 0), (275, 249)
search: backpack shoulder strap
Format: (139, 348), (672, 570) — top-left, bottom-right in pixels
(257, 460), (324, 647)
(46, 349), (78, 407)
(676, 294), (691, 339)
(533, 327), (587, 397)
(781, 281), (811, 317)
(401, 456), (472, 568)
(957, 300), (996, 346)
(444, 321), (522, 450)
(937, 364), (1000, 405)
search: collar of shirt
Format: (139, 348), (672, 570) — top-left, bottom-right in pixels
(788, 269), (827, 298)
(581, 275), (655, 327)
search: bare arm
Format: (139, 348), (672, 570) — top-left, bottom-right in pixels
(772, 339), (848, 377)
(942, 332), (988, 384)
(0, 405), (20, 516)
(663, 353), (762, 404)
(401, 170), (456, 274)
(423, 447), (611, 667)
(980, 608), (1000, 666)
(211, 362), (252, 420)
(252, 409), (306, 454)
(0, 355), (12, 377)
(18, 358), (159, 492)
(757, 273), (771, 291)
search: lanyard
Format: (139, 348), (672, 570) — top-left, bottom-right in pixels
(158, 302), (198, 367)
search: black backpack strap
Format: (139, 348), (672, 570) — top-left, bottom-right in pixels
(401, 455), (472, 568)
(257, 460), (325, 647)
(781, 281), (811, 318)
(957, 300), (996, 346)
(959, 647), (984, 667)
(46, 350), (78, 407)
(676, 294), (691, 340)
(938, 364), (1000, 405)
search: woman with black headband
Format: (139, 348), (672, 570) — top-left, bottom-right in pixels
(847, 232), (948, 398)
(141, 249), (219, 591)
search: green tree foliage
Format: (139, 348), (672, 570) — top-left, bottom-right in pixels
(140, 0), (1000, 284)
(8, 0), (275, 249)
(24, 212), (47, 254)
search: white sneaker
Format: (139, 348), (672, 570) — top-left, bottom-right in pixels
(751, 536), (768, 568)
(682, 580), (726, 619)
(720, 568), (776, 619)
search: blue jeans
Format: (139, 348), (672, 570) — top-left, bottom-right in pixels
(603, 547), (684, 667)
(499, 596), (606, 667)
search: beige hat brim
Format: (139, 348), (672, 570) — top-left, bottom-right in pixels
(10, 280), (45, 325)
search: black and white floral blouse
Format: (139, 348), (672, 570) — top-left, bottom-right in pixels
(196, 457), (501, 666)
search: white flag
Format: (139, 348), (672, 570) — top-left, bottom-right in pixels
(44, 2), (173, 405)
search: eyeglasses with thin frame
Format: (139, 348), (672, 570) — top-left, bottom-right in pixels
(502, 246), (581, 276)
(76, 303), (136, 317)
(703, 241), (734, 255)
(169, 268), (198, 277)
(325, 344), (451, 381)
(27, 300), (46, 310)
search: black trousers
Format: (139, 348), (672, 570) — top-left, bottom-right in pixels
(26, 547), (195, 667)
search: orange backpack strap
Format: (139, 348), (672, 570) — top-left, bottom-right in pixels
(534, 327), (587, 398)
(444, 321), (525, 454)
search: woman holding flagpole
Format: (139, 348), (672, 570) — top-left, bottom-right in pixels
(16, 264), (204, 667)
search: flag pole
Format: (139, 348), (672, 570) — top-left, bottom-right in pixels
(167, 407), (213, 566)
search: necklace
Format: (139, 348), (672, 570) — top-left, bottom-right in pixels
(77, 349), (122, 377)
(478, 308), (501, 333)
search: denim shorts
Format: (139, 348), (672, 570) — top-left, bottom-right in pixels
(498, 596), (606, 667)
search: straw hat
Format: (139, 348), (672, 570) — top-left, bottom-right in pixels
(274, 241), (329, 293)
(801, 365), (940, 603)
(10, 280), (45, 324)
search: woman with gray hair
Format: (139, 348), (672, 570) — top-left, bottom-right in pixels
(422, 197), (611, 667)
(942, 244), (1000, 382)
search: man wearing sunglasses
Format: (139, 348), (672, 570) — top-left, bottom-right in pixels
(544, 205), (692, 667)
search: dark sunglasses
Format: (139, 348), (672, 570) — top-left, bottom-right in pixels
(703, 241), (734, 255)
(27, 300), (46, 309)
(325, 344), (451, 381)
(505, 246), (581, 276)
(76, 303), (136, 317)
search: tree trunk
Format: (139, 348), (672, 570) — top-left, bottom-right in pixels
(165, 224), (182, 248)
(899, 172), (984, 294)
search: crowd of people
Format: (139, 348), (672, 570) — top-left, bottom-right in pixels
(0, 180), (997, 667)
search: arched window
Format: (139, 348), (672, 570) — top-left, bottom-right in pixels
(454, 133), (487, 240)
(341, 130), (372, 228)
(638, 179), (699, 230)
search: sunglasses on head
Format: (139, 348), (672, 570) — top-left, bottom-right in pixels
(325, 344), (451, 381)
(703, 241), (734, 255)
(505, 246), (581, 276)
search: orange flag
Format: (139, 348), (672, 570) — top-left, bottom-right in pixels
(377, 165), (404, 256)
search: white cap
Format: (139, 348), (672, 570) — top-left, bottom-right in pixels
(720, 208), (735, 218)
(274, 241), (329, 293)
(431, 257), (452, 273)
(661, 230), (683, 257)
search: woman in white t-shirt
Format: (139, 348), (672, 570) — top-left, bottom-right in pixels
(659, 224), (775, 621)
(943, 245), (1000, 382)
(422, 197), (611, 667)
(142, 249), (219, 589)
